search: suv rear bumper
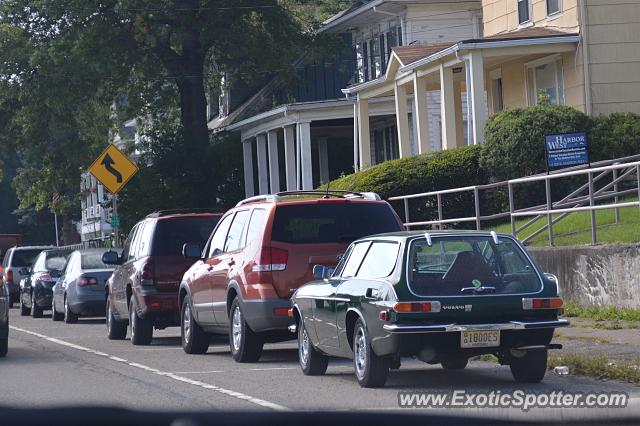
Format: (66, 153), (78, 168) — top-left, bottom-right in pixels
(242, 299), (294, 333)
(136, 291), (180, 326)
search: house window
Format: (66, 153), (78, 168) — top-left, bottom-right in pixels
(518, 0), (531, 24)
(547, 0), (561, 15)
(526, 57), (565, 105)
(491, 78), (504, 113)
(354, 23), (402, 84)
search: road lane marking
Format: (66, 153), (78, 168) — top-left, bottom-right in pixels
(10, 325), (289, 411)
(173, 367), (298, 374)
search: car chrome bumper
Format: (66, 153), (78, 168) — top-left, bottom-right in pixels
(382, 319), (570, 334)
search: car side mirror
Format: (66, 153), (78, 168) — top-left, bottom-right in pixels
(313, 265), (334, 280)
(182, 243), (202, 260)
(18, 267), (30, 275)
(102, 251), (121, 265)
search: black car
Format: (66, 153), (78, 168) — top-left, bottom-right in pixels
(20, 249), (69, 318)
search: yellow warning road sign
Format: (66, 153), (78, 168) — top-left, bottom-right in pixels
(88, 144), (139, 194)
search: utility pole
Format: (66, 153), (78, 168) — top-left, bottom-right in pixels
(112, 194), (119, 248)
(54, 213), (59, 247)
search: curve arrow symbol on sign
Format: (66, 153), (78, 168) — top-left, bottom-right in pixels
(101, 153), (123, 183)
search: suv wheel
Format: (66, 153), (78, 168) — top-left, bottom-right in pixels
(353, 318), (390, 388)
(229, 298), (263, 363)
(20, 293), (29, 316)
(51, 298), (63, 321)
(31, 292), (43, 318)
(106, 298), (127, 340)
(510, 349), (548, 383)
(181, 296), (210, 354)
(129, 298), (153, 345)
(64, 296), (79, 324)
(298, 319), (328, 375)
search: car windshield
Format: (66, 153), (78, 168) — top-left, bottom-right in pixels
(151, 216), (219, 256)
(81, 252), (112, 270)
(408, 235), (542, 296)
(10, 249), (42, 267)
(271, 203), (401, 244)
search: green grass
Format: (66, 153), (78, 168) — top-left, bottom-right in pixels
(564, 302), (640, 322)
(488, 196), (640, 247)
(548, 354), (640, 384)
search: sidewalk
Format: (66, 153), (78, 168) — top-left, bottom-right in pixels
(553, 317), (640, 363)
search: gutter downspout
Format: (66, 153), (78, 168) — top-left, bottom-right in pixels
(578, 0), (592, 115)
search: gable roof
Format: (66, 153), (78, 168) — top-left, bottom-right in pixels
(392, 43), (456, 66)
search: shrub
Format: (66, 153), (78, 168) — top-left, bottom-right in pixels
(590, 112), (640, 160)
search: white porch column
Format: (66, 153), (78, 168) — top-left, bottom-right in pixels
(394, 82), (412, 158)
(267, 129), (280, 193)
(298, 121), (313, 190)
(356, 98), (371, 169)
(468, 50), (486, 145)
(283, 125), (296, 191)
(353, 103), (359, 173)
(413, 75), (430, 154)
(256, 133), (269, 194)
(318, 138), (329, 185)
(440, 64), (459, 150)
(242, 139), (255, 198)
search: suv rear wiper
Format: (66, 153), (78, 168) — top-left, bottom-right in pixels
(460, 286), (496, 294)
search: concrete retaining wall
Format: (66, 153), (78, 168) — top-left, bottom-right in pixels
(530, 244), (640, 308)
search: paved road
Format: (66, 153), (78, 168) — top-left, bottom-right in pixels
(2, 307), (639, 421)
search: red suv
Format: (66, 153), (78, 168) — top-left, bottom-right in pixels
(103, 210), (221, 345)
(179, 191), (404, 362)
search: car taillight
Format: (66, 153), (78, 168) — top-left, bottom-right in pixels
(393, 301), (441, 313)
(273, 308), (289, 316)
(40, 273), (52, 282)
(141, 259), (155, 286)
(77, 276), (98, 287)
(522, 297), (564, 310)
(252, 247), (288, 272)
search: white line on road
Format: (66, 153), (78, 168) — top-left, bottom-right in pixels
(173, 367), (298, 374)
(10, 325), (289, 411)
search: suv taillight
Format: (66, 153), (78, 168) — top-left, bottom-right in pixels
(141, 259), (155, 286)
(252, 247), (288, 272)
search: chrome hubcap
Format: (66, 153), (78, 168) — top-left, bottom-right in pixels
(232, 307), (242, 352)
(355, 328), (367, 378)
(130, 306), (135, 337)
(299, 326), (310, 366)
(183, 304), (192, 344)
(107, 303), (112, 331)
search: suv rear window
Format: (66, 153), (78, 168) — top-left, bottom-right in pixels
(271, 203), (401, 244)
(151, 216), (219, 256)
(10, 249), (42, 267)
(408, 236), (542, 296)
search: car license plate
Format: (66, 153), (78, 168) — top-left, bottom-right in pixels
(460, 330), (500, 348)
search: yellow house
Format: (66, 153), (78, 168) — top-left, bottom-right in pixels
(343, 0), (640, 169)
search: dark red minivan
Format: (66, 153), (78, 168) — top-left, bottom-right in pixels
(103, 210), (221, 345)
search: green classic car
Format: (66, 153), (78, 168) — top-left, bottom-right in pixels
(289, 231), (568, 388)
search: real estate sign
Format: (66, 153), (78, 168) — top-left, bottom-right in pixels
(545, 132), (589, 169)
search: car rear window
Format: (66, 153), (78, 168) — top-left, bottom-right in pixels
(45, 254), (68, 272)
(81, 252), (112, 270)
(271, 203), (401, 244)
(10, 249), (42, 267)
(151, 216), (219, 256)
(408, 236), (542, 296)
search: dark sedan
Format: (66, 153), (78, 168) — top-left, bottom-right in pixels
(20, 249), (69, 318)
(52, 248), (118, 323)
(290, 231), (568, 388)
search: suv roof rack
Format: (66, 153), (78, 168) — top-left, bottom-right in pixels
(235, 190), (381, 207)
(145, 208), (222, 218)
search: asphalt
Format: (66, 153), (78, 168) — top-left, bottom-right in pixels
(2, 307), (640, 421)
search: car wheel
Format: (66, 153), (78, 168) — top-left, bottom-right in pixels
(129, 297), (153, 345)
(8, 300), (14, 309)
(0, 332), (7, 358)
(229, 298), (263, 363)
(64, 296), (79, 324)
(510, 349), (548, 383)
(20, 293), (29, 316)
(106, 298), (127, 340)
(31, 292), (43, 318)
(51, 298), (64, 321)
(353, 318), (390, 388)
(181, 296), (210, 354)
(442, 358), (468, 370)
(298, 319), (328, 376)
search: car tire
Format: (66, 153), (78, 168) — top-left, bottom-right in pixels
(181, 296), (210, 355)
(51, 298), (64, 321)
(510, 349), (548, 383)
(31, 292), (43, 318)
(129, 298), (153, 345)
(441, 358), (468, 370)
(106, 298), (127, 340)
(353, 318), (390, 388)
(8, 300), (14, 309)
(20, 294), (29, 316)
(0, 333), (7, 358)
(64, 296), (79, 324)
(298, 320), (328, 376)
(229, 298), (263, 363)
